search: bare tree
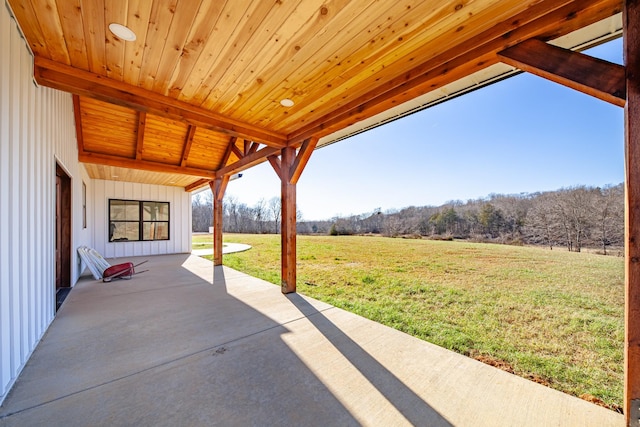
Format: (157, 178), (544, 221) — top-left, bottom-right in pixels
(268, 197), (281, 234)
(253, 198), (267, 233)
(592, 184), (624, 254)
(224, 195), (240, 232)
(525, 192), (558, 249)
(191, 191), (213, 232)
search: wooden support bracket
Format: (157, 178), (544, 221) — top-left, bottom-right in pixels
(499, 39), (626, 107)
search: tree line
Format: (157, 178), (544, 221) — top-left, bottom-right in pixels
(192, 183), (624, 253)
(192, 193), (292, 235)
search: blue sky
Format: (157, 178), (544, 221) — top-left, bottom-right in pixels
(221, 39), (624, 221)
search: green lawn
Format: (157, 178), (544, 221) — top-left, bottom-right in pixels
(193, 233), (624, 411)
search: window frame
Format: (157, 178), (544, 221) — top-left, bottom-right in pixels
(108, 199), (170, 242)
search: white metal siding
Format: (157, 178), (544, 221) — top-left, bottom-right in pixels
(92, 180), (192, 258)
(0, 3), (89, 404)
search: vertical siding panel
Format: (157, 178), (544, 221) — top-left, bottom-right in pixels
(186, 192), (192, 253)
(39, 95), (46, 325)
(24, 48), (32, 346)
(0, 3), (11, 396)
(44, 89), (53, 322)
(171, 190), (178, 254)
(95, 180), (105, 255)
(33, 82), (41, 336)
(9, 17), (21, 380)
(19, 41), (29, 360)
(26, 43), (34, 355)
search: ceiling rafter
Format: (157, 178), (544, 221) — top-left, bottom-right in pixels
(247, 141), (261, 155)
(217, 136), (237, 170)
(229, 142), (244, 159)
(34, 57), (288, 148)
(498, 39), (626, 107)
(184, 179), (211, 192)
(136, 112), (146, 160)
(181, 125), (197, 167)
(78, 152), (216, 179)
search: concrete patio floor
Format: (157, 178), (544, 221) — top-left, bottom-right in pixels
(0, 254), (624, 426)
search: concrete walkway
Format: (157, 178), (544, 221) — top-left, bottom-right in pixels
(191, 242), (251, 256)
(0, 255), (624, 426)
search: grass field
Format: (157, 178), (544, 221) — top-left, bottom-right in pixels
(193, 233), (625, 410)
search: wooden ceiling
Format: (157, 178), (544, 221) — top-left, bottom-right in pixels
(7, 0), (623, 190)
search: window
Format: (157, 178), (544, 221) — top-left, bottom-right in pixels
(109, 199), (170, 242)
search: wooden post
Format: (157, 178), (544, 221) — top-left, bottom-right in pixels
(209, 176), (229, 266)
(280, 147), (297, 293)
(625, 0), (640, 424)
(269, 138), (319, 294)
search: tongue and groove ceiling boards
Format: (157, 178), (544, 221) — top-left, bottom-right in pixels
(7, 0), (623, 190)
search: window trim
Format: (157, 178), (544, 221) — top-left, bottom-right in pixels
(108, 199), (170, 242)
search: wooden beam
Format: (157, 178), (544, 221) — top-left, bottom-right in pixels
(136, 112), (146, 160)
(72, 95), (85, 155)
(625, 1), (640, 424)
(78, 152), (216, 179)
(180, 125), (197, 167)
(248, 141), (260, 155)
(215, 146), (281, 179)
(217, 136), (237, 170)
(268, 155), (282, 179)
(243, 139), (252, 156)
(287, 0), (622, 145)
(184, 179), (210, 192)
(33, 57), (287, 148)
(230, 142), (244, 159)
(499, 39), (626, 107)
(289, 137), (318, 185)
(209, 176), (229, 266)
(280, 147), (297, 293)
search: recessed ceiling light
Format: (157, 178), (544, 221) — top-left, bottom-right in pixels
(280, 98), (294, 107)
(112, 175), (119, 178)
(109, 23), (136, 42)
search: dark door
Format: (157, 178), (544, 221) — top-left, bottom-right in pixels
(55, 164), (71, 290)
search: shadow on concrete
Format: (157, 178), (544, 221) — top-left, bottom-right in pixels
(286, 292), (453, 426)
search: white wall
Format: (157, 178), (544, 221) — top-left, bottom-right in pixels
(92, 180), (192, 258)
(0, 3), (89, 404)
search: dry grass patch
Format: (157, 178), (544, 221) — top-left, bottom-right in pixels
(196, 233), (624, 411)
